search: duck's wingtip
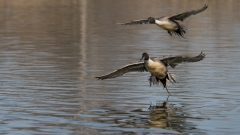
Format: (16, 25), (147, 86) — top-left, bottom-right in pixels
(115, 22), (125, 25)
(204, 4), (208, 8)
(113, 21), (120, 24)
(95, 76), (102, 80)
(199, 51), (206, 58)
(201, 51), (205, 55)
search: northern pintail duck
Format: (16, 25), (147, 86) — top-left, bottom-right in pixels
(96, 52), (205, 94)
(116, 4), (208, 38)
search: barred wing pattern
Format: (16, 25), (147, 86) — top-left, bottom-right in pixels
(116, 19), (149, 25)
(169, 4), (208, 22)
(96, 62), (147, 80)
(159, 52), (205, 68)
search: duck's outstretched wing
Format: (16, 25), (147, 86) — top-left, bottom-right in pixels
(159, 52), (205, 68)
(169, 4), (208, 22)
(96, 62), (147, 80)
(115, 19), (149, 25)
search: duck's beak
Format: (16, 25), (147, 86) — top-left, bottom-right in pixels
(140, 56), (144, 61)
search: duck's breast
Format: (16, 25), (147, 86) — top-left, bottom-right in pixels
(145, 59), (167, 78)
(155, 18), (178, 31)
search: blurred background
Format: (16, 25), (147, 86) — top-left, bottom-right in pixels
(0, 0), (240, 134)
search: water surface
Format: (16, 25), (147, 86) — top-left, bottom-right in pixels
(0, 0), (240, 134)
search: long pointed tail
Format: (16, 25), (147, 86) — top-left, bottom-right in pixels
(148, 73), (176, 90)
(168, 25), (187, 38)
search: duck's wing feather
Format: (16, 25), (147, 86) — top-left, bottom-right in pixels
(158, 52), (205, 68)
(96, 62), (147, 80)
(115, 19), (150, 25)
(169, 4), (208, 22)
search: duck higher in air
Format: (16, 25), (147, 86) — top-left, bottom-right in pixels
(96, 52), (205, 95)
(116, 5), (208, 38)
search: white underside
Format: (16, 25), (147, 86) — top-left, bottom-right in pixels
(145, 59), (167, 79)
(155, 20), (178, 31)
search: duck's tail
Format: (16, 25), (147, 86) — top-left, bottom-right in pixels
(148, 73), (176, 94)
(168, 25), (187, 38)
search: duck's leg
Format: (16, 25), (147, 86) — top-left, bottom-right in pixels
(167, 31), (172, 36)
(165, 87), (171, 95)
(160, 76), (171, 95)
(148, 76), (152, 87)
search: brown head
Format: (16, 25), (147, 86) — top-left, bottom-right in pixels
(140, 52), (149, 60)
(148, 17), (155, 24)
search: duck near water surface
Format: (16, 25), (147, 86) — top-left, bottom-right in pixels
(96, 52), (205, 95)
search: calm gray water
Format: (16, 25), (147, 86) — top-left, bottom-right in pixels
(0, 0), (240, 134)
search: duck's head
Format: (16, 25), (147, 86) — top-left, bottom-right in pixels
(140, 52), (149, 60)
(148, 17), (155, 24)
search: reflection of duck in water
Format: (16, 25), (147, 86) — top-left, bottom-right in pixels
(149, 96), (170, 110)
(148, 96), (172, 127)
(148, 98), (203, 134)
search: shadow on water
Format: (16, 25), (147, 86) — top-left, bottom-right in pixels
(148, 96), (206, 134)
(81, 96), (207, 134)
